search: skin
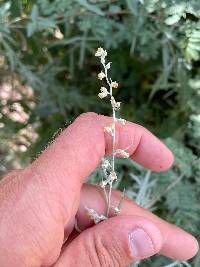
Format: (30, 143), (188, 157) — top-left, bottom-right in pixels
(0, 112), (198, 267)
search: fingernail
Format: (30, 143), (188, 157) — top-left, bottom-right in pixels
(129, 228), (155, 258)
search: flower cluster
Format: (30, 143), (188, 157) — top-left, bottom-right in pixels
(96, 48), (129, 214)
(110, 96), (121, 110)
(86, 47), (129, 223)
(98, 87), (109, 99)
(86, 207), (107, 224)
(98, 72), (106, 80)
(95, 47), (107, 59)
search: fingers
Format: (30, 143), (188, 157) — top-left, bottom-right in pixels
(54, 216), (162, 267)
(27, 112), (173, 224)
(75, 184), (199, 261)
(97, 114), (174, 172)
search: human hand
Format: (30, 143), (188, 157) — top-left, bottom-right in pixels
(0, 112), (198, 267)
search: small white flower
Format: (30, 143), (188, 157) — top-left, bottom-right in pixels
(109, 171), (118, 182)
(86, 207), (107, 224)
(115, 149), (129, 158)
(95, 47), (104, 57)
(100, 180), (108, 188)
(98, 93), (106, 98)
(114, 102), (121, 109)
(95, 47), (107, 58)
(111, 97), (121, 110)
(98, 87), (109, 99)
(98, 71), (106, 80)
(111, 81), (118, 88)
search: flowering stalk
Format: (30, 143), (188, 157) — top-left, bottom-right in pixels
(98, 48), (129, 215)
(85, 47), (129, 224)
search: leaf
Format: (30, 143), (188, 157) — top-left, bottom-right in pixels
(186, 47), (199, 61)
(189, 79), (200, 89)
(38, 19), (56, 29)
(108, 5), (122, 14)
(76, 0), (105, 16)
(0, 2), (11, 16)
(165, 14), (181, 25)
(126, 0), (138, 16)
(189, 30), (200, 39)
(30, 4), (39, 23)
(166, 3), (186, 16)
(27, 22), (36, 37)
(1, 39), (15, 70)
(49, 36), (86, 47)
(188, 43), (200, 51)
(189, 38), (200, 43)
(106, 62), (111, 69)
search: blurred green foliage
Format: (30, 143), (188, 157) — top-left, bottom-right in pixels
(0, 0), (200, 266)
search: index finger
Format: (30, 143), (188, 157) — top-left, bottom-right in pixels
(28, 112), (173, 223)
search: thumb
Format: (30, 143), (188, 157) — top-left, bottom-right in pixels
(55, 215), (162, 267)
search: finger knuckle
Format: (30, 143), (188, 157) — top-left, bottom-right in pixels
(76, 112), (98, 122)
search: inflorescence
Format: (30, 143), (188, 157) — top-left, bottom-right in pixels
(85, 47), (130, 224)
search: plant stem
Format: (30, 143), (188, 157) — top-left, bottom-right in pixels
(103, 184), (108, 204)
(107, 183), (112, 216)
(103, 62), (117, 217)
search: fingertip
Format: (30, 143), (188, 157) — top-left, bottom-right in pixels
(160, 225), (199, 260)
(177, 234), (199, 261)
(184, 235), (199, 260)
(75, 112), (99, 121)
(190, 236), (199, 259)
(131, 134), (174, 173)
(155, 146), (174, 172)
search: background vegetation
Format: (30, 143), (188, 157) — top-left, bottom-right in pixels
(0, 0), (200, 266)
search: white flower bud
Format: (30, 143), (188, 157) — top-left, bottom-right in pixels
(98, 92), (106, 98)
(86, 207), (107, 224)
(98, 87), (108, 98)
(114, 102), (121, 109)
(111, 81), (118, 88)
(95, 47), (104, 57)
(95, 47), (107, 58)
(111, 97), (121, 110)
(108, 171), (118, 182)
(98, 71), (106, 80)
